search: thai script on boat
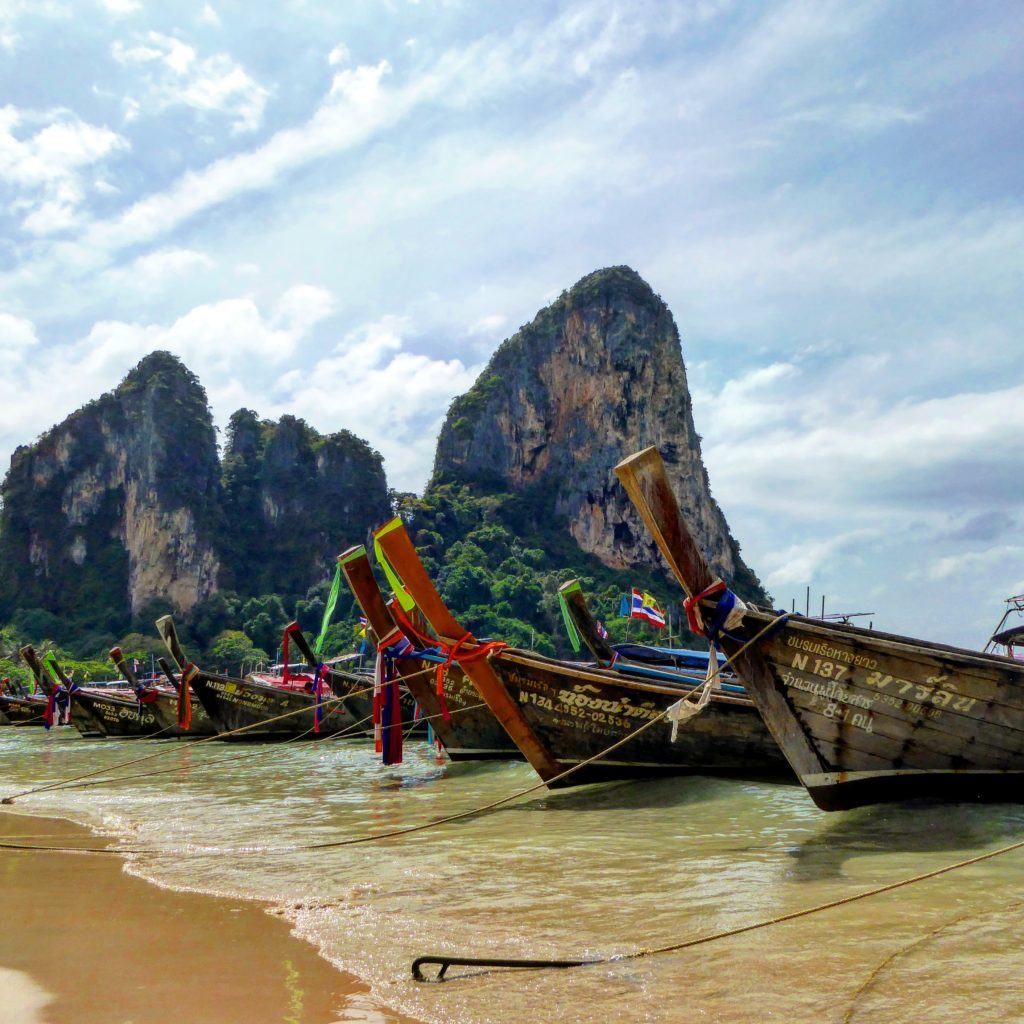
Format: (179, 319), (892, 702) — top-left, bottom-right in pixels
(822, 701), (874, 733)
(781, 670), (875, 710)
(556, 685), (662, 721)
(865, 671), (973, 714)
(785, 635), (878, 670)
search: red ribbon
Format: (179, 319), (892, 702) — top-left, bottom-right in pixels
(386, 601), (507, 723)
(683, 581), (727, 637)
(179, 665), (195, 731)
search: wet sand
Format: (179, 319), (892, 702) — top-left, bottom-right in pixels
(0, 811), (418, 1024)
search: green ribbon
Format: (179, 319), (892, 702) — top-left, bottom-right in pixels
(558, 585), (582, 654)
(42, 652), (63, 690)
(313, 562), (343, 656)
(373, 520), (416, 612)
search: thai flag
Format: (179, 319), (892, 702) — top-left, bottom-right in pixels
(596, 621), (609, 640)
(630, 588), (666, 629)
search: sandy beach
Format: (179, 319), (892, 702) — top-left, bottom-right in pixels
(0, 810), (418, 1024)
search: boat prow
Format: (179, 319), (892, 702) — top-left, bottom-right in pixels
(616, 445), (1024, 810)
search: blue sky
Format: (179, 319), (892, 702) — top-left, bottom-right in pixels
(0, 0), (1021, 647)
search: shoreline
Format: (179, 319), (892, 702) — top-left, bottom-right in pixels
(0, 809), (420, 1024)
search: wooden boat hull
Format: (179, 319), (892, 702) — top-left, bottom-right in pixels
(71, 690), (168, 737)
(69, 698), (107, 737)
(324, 667), (428, 737)
(722, 612), (1024, 810)
(486, 651), (786, 787)
(401, 663), (523, 760)
(0, 694), (47, 726)
(152, 689), (217, 738)
(612, 444), (1024, 810)
(190, 672), (363, 740)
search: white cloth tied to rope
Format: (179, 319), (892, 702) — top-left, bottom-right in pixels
(667, 670), (713, 742)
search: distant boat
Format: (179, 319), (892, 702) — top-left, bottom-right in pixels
(0, 685), (47, 727)
(108, 646), (216, 737)
(616, 445), (1024, 811)
(558, 578), (739, 687)
(155, 616), (366, 740)
(372, 517), (787, 788)
(18, 645), (103, 736)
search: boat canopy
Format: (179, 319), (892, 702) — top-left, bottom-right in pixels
(611, 643), (725, 670)
(993, 624), (1024, 646)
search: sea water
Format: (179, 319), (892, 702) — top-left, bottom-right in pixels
(2, 727), (1023, 1024)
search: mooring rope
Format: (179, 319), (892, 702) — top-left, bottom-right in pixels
(50, 696), (487, 790)
(410, 837), (1024, 981)
(55, 711), (375, 792)
(47, 699), (487, 795)
(0, 616), (782, 854)
(842, 899), (1024, 1023)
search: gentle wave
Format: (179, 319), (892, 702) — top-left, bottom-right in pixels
(3, 728), (1024, 1023)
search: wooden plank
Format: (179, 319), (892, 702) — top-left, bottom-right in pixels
(338, 544), (517, 758)
(759, 625), (1024, 746)
(786, 685), (1024, 766)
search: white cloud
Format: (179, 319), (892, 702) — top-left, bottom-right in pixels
(928, 546), (1024, 583)
(0, 311), (38, 356)
(100, 0), (141, 15)
(272, 284), (335, 336)
(467, 313), (507, 336)
(274, 316), (482, 490)
(759, 530), (880, 588)
(85, 58), (396, 255)
(0, 1), (70, 52)
(327, 43), (348, 67)
(198, 3), (220, 27)
(112, 31), (269, 133)
(0, 286), (333, 472)
(0, 105), (126, 234)
(103, 246), (215, 291)
(696, 346), (1024, 520)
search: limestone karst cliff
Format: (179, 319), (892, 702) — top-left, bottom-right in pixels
(431, 265), (765, 600)
(218, 410), (390, 598)
(0, 351), (221, 623)
(0, 354), (392, 641)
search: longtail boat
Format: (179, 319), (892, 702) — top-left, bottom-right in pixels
(337, 545), (522, 760)
(48, 654), (168, 738)
(108, 647), (215, 738)
(155, 616), (364, 740)
(0, 674), (47, 727)
(267, 624), (377, 730)
(373, 517), (786, 787)
(615, 445), (1024, 811)
(19, 646), (104, 736)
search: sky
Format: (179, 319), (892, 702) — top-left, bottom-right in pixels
(0, 0), (1021, 647)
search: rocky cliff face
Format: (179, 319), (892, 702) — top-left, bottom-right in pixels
(219, 410), (390, 597)
(0, 351), (221, 622)
(432, 266), (765, 598)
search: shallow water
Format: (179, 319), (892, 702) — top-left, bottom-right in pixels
(2, 727), (1023, 1023)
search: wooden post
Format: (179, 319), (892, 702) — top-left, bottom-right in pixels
(155, 615), (188, 670)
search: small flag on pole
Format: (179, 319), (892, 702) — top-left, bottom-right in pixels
(630, 588), (666, 629)
(596, 621), (609, 640)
